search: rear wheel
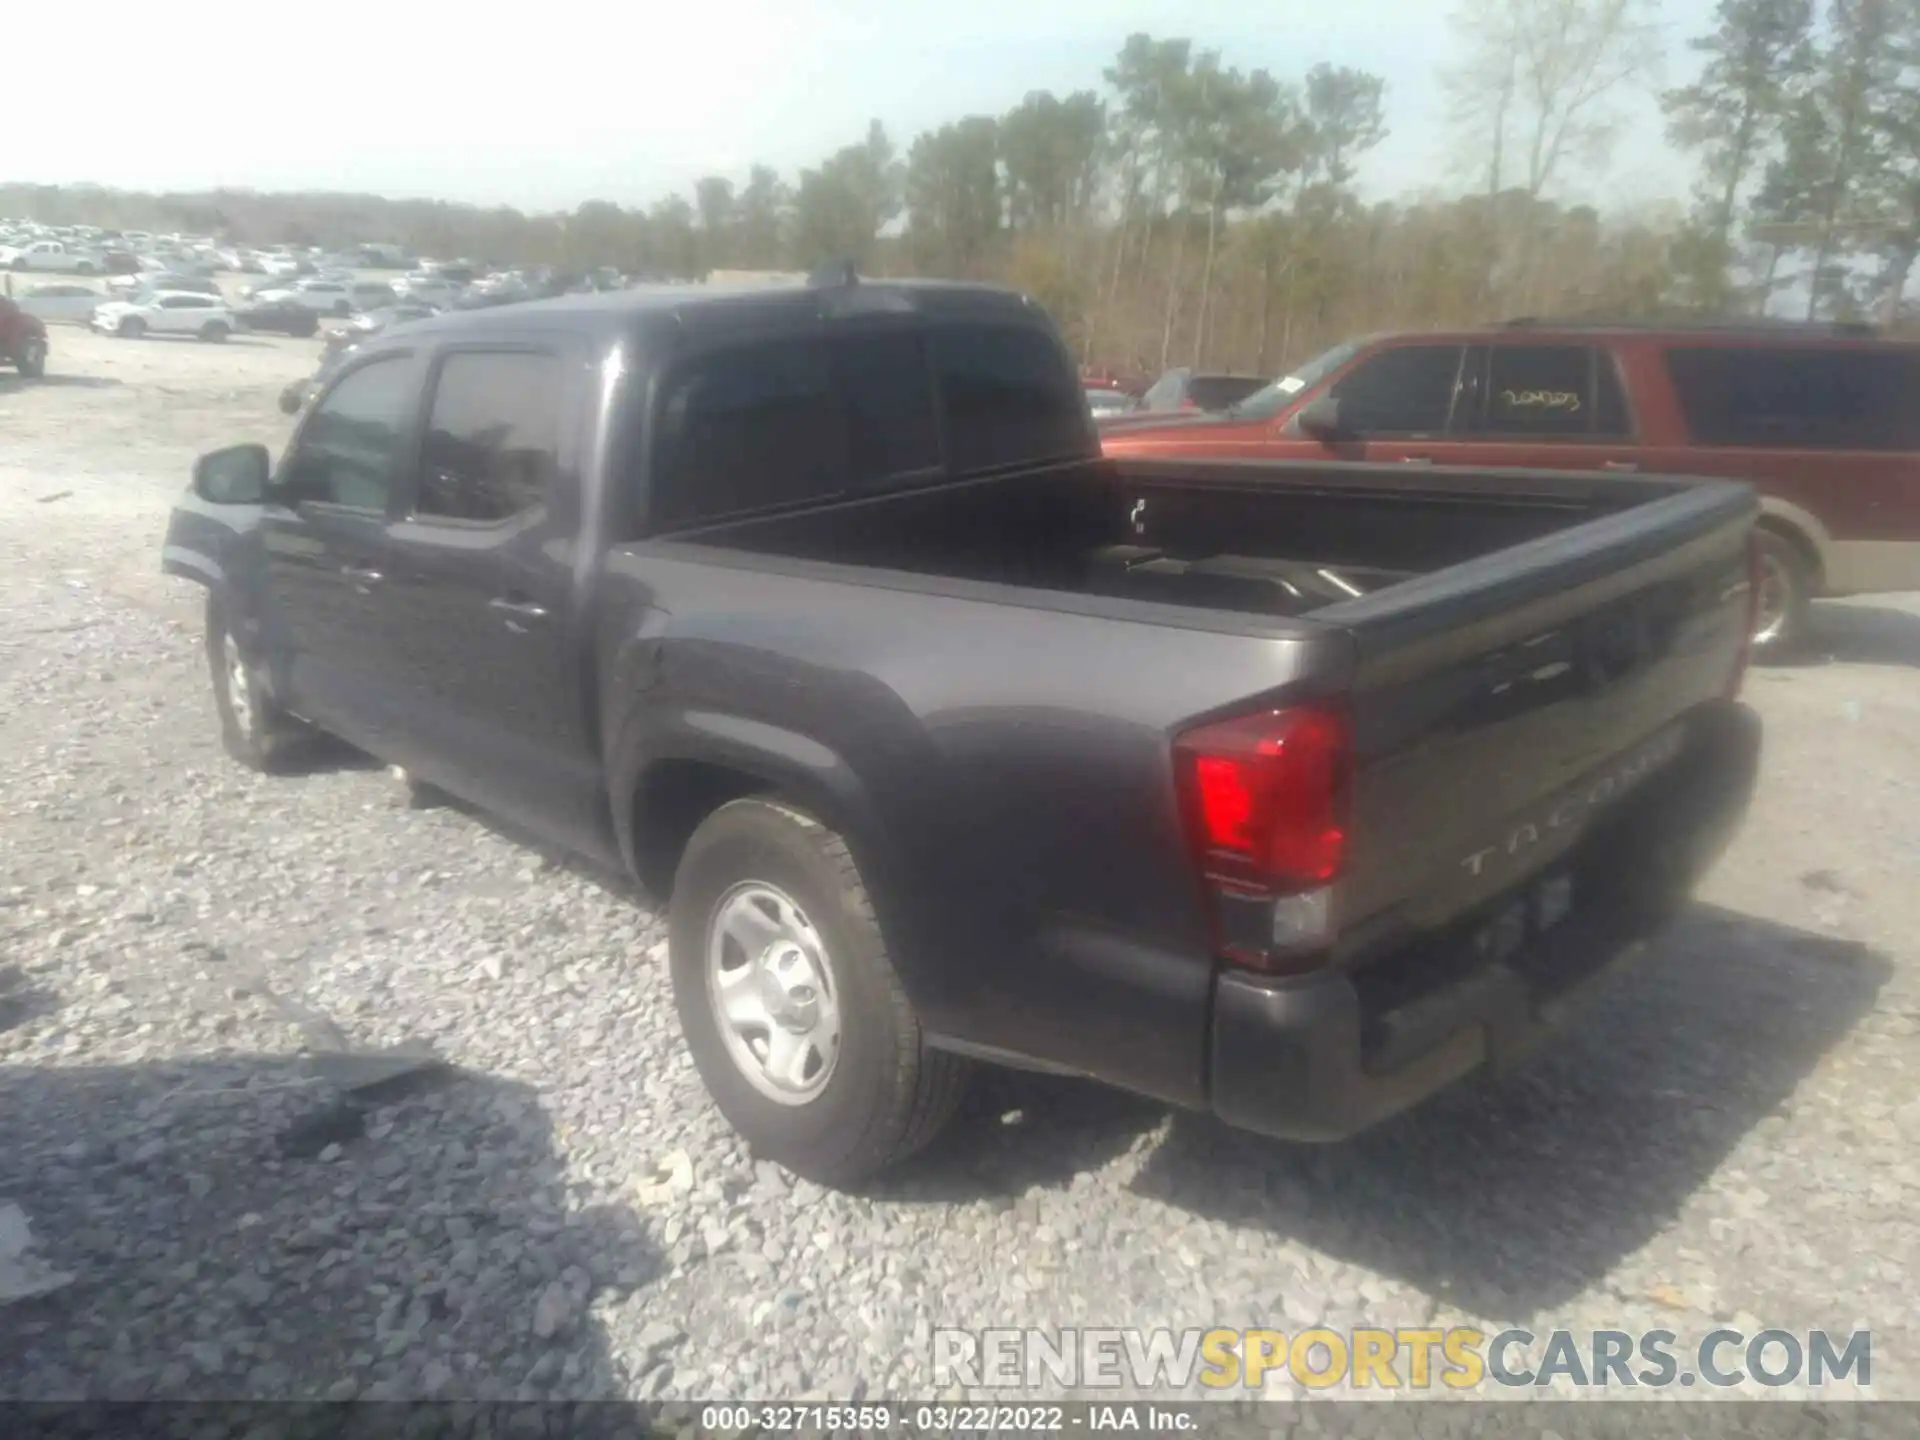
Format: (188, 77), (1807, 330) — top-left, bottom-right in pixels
(206, 596), (305, 771)
(14, 338), (46, 378)
(199, 320), (230, 343)
(668, 799), (968, 1185)
(1752, 529), (1812, 658)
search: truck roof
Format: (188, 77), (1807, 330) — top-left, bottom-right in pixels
(393, 276), (1051, 346)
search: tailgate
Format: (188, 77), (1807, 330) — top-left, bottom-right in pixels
(1314, 476), (1756, 961)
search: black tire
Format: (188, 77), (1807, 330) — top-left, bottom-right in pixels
(669, 799), (968, 1185)
(332, 300), (351, 317)
(75, 261), (95, 275)
(200, 320), (230, 343)
(15, 338), (46, 378)
(1752, 528), (1813, 659)
(206, 595), (304, 771)
(119, 316), (145, 339)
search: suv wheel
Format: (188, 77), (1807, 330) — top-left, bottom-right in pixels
(668, 799), (969, 1185)
(15, 338), (46, 378)
(206, 596), (305, 771)
(1752, 530), (1811, 657)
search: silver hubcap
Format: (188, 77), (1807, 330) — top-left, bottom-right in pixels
(223, 633), (253, 738)
(705, 882), (840, 1105)
(1753, 551), (1792, 644)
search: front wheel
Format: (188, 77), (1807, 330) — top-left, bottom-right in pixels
(14, 338), (46, 378)
(206, 596), (305, 771)
(199, 320), (230, 343)
(1752, 529), (1813, 658)
(118, 316), (146, 339)
(668, 799), (968, 1185)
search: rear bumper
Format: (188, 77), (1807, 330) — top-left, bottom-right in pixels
(1208, 702), (1762, 1142)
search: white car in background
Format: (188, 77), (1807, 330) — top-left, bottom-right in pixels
(2, 239), (105, 274)
(90, 291), (237, 341)
(392, 273), (461, 306)
(259, 254), (306, 279)
(251, 278), (396, 316)
(16, 282), (110, 324)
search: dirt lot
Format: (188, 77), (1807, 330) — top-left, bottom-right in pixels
(2, 323), (1919, 1409)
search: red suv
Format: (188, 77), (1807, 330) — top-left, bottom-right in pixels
(1, 294), (48, 379)
(1101, 320), (1920, 652)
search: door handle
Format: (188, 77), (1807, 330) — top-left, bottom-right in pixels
(1400, 455), (1433, 465)
(1601, 460), (1639, 472)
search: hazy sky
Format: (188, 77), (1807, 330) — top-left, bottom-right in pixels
(12, 0), (1722, 213)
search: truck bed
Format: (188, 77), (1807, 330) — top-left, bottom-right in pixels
(663, 457), (1690, 621)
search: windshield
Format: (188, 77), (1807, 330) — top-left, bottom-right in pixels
(1226, 339), (1366, 420)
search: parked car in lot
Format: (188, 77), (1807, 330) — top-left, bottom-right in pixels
(16, 282), (109, 324)
(107, 271), (223, 298)
(0, 295), (49, 376)
(1085, 384), (1136, 419)
(278, 338), (357, 413)
(320, 303), (438, 356)
(165, 277), (1761, 1183)
(3, 239), (104, 274)
(233, 297), (322, 337)
(391, 273), (461, 306)
(93, 291), (237, 341)
(1128, 367), (1271, 416)
(1102, 319), (1920, 652)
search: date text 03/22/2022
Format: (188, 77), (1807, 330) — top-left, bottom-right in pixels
(697, 1405), (1194, 1433)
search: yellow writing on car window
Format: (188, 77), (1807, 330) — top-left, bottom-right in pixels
(1501, 389), (1582, 411)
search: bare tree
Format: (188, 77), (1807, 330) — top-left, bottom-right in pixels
(1444, 0), (1665, 200)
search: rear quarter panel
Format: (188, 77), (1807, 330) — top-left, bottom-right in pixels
(598, 546), (1349, 1105)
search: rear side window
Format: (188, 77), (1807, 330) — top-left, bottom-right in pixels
(1330, 344), (1464, 435)
(932, 323), (1088, 472)
(415, 351), (563, 522)
(1479, 345), (1631, 438)
(650, 321), (1086, 526)
(835, 328), (940, 483)
(1665, 347), (1920, 450)
(652, 338), (844, 527)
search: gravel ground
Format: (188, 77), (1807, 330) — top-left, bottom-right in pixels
(2, 325), (1919, 1409)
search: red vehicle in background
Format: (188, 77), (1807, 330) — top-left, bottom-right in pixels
(0, 293), (49, 377)
(1101, 319), (1920, 653)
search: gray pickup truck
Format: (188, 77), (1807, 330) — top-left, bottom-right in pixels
(163, 274), (1763, 1182)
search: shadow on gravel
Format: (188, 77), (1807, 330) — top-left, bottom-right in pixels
(1126, 902), (1889, 1318)
(871, 1068), (1165, 1202)
(0, 1052), (658, 1401)
(0, 375), (125, 393)
(0, 964), (60, 1036)
(1757, 602), (1920, 670)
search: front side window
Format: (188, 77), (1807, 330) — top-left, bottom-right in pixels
(1329, 343), (1465, 435)
(415, 352), (562, 522)
(1142, 371), (1186, 410)
(282, 356), (413, 511)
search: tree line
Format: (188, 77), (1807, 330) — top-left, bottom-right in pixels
(6, 0), (1917, 378)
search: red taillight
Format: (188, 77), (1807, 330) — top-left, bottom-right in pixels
(1727, 529), (1762, 697)
(1174, 705), (1351, 890)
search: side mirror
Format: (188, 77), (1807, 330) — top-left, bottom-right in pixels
(192, 443), (270, 505)
(1294, 396), (1346, 440)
